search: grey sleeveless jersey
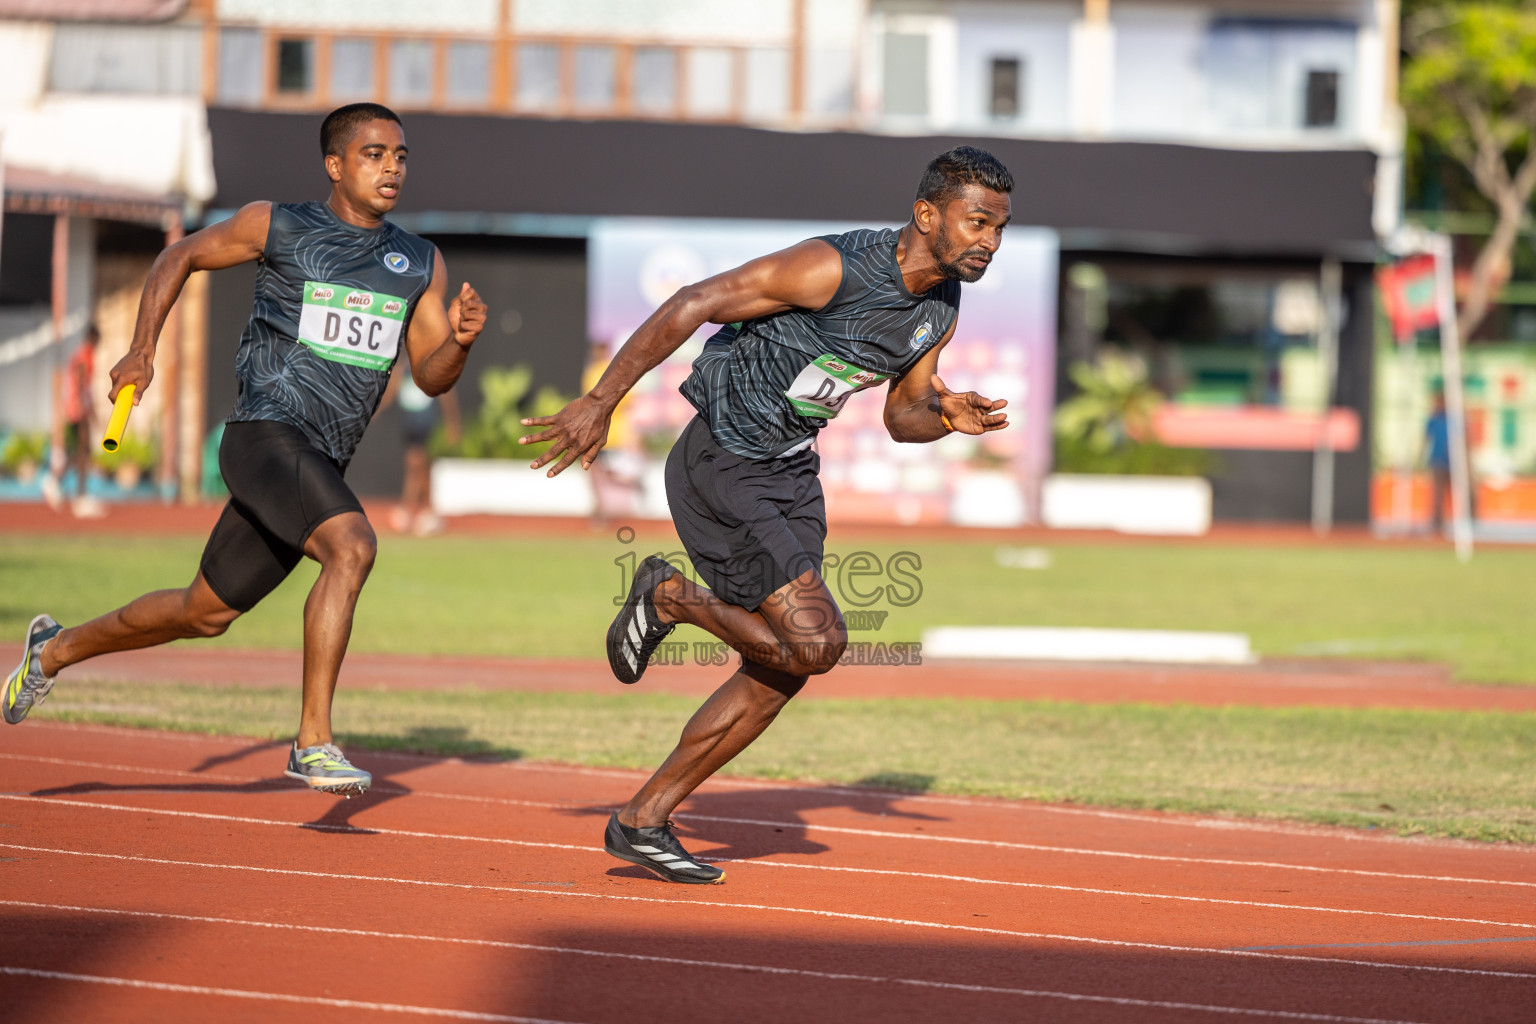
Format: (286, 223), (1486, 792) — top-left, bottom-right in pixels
(227, 201), (436, 464)
(679, 228), (961, 459)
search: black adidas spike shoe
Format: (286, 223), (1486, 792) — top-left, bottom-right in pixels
(606, 554), (678, 685)
(604, 812), (724, 884)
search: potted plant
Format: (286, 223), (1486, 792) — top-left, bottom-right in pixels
(95, 434), (158, 492)
(430, 365), (589, 515)
(1, 432), (48, 484)
(1046, 351), (1214, 535)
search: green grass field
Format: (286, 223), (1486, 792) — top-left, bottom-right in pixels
(37, 679), (1536, 844)
(4, 530), (1535, 683)
(7, 529), (1534, 843)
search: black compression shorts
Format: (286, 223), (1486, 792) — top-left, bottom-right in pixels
(664, 416), (826, 612)
(199, 420), (364, 612)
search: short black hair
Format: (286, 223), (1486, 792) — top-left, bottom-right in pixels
(916, 146), (1014, 207)
(320, 103), (402, 158)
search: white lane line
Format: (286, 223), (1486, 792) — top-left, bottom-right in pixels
(0, 905), (1434, 1024)
(0, 965), (579, 1023)
(5, 792), (1532, 932)
(696, 858), (1536, 925)
(23, 723), (1536, 852)
(673, 811), (1536, 890)
(2, 842), (1532, 981)
(0, 792), (590, 853)
(3, 753), (1530, 891)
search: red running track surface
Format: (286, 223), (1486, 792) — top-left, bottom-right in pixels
(0, 721), (1532, 1023)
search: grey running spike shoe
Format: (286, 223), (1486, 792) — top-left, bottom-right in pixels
(4, 615), (62, 725)
(606, 555), (678, 685)
(604, 812), (724, 884)
(283, 742), (372, 798)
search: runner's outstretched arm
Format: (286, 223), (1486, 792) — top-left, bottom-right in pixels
(109, 201), (272, 405)
(402, 248), (486, 396)
(883, 322), (1009, 442)
(520, 238), (844, 476)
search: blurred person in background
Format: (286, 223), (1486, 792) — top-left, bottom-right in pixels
(380, 360), (460, 536)
(1423, 386), (1474, 533)
(581, 340), (643, 529)
(43, 324), (105, 518)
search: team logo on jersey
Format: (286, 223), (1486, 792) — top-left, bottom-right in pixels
(383, 252), (410, 273)
(309, 287), (334, 301)
(910, 321), (934, 351)
(344, 291), (374, 310)
(382, 300), (403, 314)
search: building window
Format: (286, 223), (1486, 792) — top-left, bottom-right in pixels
(685, 47), (733, 117)
(1304, 69), (1339, 128)
(743, 47), (789, 121)
(631, 46), (676, 115)
(990, 57), (1022, 119)
(330, 38), (375, 100)
(1206, 20), (1355, 133)
(574, 44), (616, 110)
(882, 32), (929, 117)
(446, 41), (490, 105)
(217, 27), (263, 105)
(276, 38), (313, 94)
(50, 25), (201, 95)
(517, 42), (561, 110)
(390, 40), (434, 106)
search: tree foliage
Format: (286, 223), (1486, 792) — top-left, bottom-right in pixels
(1402, 2), (1536, 339)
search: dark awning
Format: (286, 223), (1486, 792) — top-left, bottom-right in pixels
(207, 107), (1378, 258)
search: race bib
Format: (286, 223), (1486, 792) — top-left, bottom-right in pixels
(296, 281), (407, 371)
(784, 354), (891, 419)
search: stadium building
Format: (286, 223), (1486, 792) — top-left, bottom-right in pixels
(0, 0), (1400, 527)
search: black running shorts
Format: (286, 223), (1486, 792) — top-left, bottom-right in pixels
(199, 420), (365, 612)
(664, 416), (826, 612)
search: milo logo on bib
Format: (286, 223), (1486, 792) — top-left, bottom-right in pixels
(297, 281), (407, 371)
(784, 353), (891, 419)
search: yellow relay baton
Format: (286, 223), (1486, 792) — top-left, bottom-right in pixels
(102, 384), (136, 453)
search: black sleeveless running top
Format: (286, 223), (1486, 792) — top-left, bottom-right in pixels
(227, 201), (437, 464)
(679, 228), (961, 460)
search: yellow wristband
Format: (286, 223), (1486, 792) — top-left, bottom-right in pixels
(939, 410), (954, 433)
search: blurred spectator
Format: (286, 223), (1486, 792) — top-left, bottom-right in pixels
(43, 325), (106, 518)
(582, 341), (642, 529)
(1423, 388), (1474, 534)
(380, 361), (459, 536)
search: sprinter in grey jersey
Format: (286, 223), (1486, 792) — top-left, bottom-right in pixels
(524, 147), (1014, 884)
(7, 104), (486, 799)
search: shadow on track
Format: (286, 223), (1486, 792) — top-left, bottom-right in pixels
(28, 726), (522, 833)
(559, 772), (947, 869)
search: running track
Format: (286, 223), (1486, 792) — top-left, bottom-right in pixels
(1, 720), (1533, 1023)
